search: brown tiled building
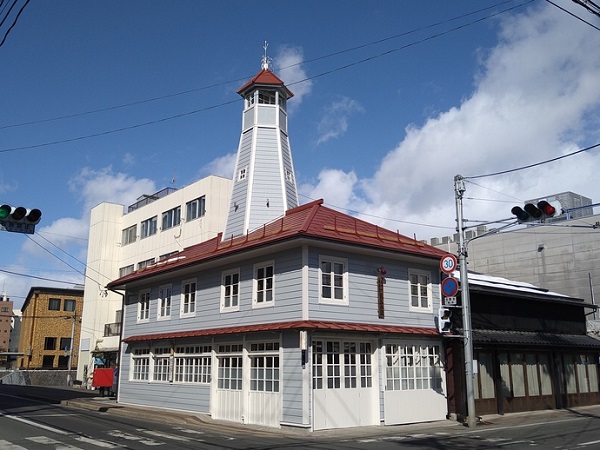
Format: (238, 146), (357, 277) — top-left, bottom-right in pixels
(0, 294), (13, 352)
(18, 286), (84, 370)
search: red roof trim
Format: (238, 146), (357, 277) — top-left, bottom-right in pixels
(108, 199), (449, 288)
(123, 320), (440, 342)
(237, 68), (294, 98)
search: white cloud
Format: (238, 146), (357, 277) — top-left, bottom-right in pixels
(300, 169), (360, 212)
(307, 3), (600, 241)
(68, 166), (156, 214)
(316, 97), (364, 145)
(200, 152), (237, 179)
(275, 45), (313, 110)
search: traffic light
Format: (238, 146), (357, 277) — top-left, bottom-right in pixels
(437, 307), (452, 334)
(511, 200), (561, 223)
(0, 204), (42, 234)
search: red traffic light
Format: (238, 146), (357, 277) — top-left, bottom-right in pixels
(537, 200), (556, 217)
(512, 200), (562, 223)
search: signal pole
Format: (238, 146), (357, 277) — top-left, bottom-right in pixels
(454, 175), (477, 427)
(67, 311), (76, 386)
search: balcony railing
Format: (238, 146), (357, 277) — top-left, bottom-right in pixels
(103, 322), (121, 337)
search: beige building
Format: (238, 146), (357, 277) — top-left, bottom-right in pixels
(78, 175), (231, 384)
(18, 286), (84, 371)
(429, 200), (600, 306)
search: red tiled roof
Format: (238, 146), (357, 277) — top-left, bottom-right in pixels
(108, 199), (449, 289)
(237, 68), (294, 98)
(123, 320), (440, 342)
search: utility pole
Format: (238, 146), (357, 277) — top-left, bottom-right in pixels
(454, 174), (477, 428)
(67, 311), (76, 386)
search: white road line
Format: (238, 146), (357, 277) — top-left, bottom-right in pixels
(172, 426), (205, 435)
(0, 439), (28, 450)
(138, 429), (192, 442)
(27, 435), (82, 449)
(0, 411), (69, 435)
(73, 435), (121, 448)
(106, 430), (163, 446)
(579, 439), (600, 446)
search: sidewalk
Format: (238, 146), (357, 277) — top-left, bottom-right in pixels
(6, 384), (600, 439)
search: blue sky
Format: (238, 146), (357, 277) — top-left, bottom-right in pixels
(1, 1), (599, 308)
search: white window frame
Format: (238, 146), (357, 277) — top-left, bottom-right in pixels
(121, 225), (137, 246)
(138, 290), (150, 322)
(253, 261), (274, 308)
(181, 278), (197, 318)
(221, 269), (240, 312)
(137, 258), (155, 271)
(319, 256), (348, 305)
(152, 347), (172, 383)
(131, 348), (150, 381)
(174, 345), (212, 384)
(238, 167), (247, 181)
(158, 284), (172, 320)
(119, 264), (134, 278)
(186, 196), (206, 221)
(140, 216), (157, 239)
(408, 269), (433, 312)
(384, 343), (442, 391)
(161, 206), (181, 231)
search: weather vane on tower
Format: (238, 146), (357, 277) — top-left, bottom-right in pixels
(261, 40), (272, 70)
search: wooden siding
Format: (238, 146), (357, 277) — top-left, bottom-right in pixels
(224, 130), (253, 238)
(280, 130), (298, 209)
(248, 127), (284, 232)
(122, 249), (305, 340)
(122, 244), (442, 341)
(281, 331), (307, 426)
(118, 341), (211, 413)
(306, 247), (441, 328)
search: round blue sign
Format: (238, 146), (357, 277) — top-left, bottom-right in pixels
(441, 277), (459, 297)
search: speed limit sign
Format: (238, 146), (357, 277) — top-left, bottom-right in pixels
(440, 254), (457, 274)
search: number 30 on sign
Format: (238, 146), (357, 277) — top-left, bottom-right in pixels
(440, 254), (457, 274)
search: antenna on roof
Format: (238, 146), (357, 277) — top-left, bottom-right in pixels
(261, 40), (272, 70)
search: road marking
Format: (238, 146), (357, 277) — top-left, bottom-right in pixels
(107, 430), (162, 446)
(73, 435), (120, 448)
(0, 439), (27, 450)
(27, 436), (82, 449)
(579, 439), (600, 446)
(0, 411), (69, 435)
(138, 429), (192, 442)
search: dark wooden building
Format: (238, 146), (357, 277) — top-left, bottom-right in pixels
(446, 272), (600, 418)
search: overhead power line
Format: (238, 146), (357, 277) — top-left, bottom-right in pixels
(0, 0), (524, 131)
(0, 0), (29, 49)
(0, 0), (535, 154)
(466, 142), (600, 179)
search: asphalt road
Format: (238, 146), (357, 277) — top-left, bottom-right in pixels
(2, 384), (600, 449)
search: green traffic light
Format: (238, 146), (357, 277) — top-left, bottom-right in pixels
(0, 204), (10, 219)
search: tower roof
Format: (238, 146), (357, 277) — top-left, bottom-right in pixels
(237, 68), (294, 99)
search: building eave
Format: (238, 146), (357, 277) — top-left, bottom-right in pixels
(123, 320), (441, 343)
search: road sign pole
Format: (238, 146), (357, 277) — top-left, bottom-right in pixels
(455, 174), (477, 428)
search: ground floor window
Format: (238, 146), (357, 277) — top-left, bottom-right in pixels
(152, 347), (172, 382)
(174, 345), (212, 383)
(132, 348), (150, 381)
(385, 343), (442, 391)
(217, 344), (243, 390)
(312, 339), (373, 390)
(563, 353), (600, 394)
(249, 342), (280, 392)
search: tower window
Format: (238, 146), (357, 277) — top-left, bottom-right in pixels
(238, 168), (247, 181)
(258, 90), (276, 105)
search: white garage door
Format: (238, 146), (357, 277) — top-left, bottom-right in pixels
(312, 339), (378, 430)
